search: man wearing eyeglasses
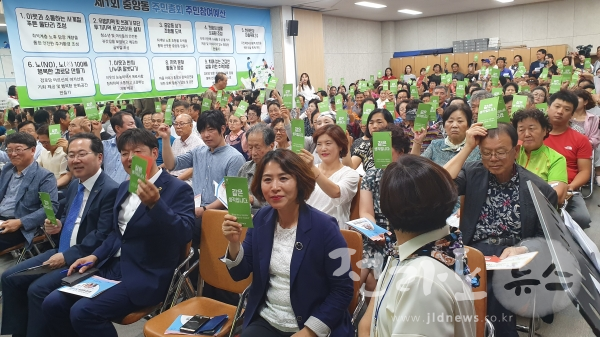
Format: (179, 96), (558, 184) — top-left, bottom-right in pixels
(0, 132), (59, 253)
(1, 133), (119, 337)
(444, 122), (557, 336)
(169, 114), (204, 184)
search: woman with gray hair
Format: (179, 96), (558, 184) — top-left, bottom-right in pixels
(469, 90), (494, 123)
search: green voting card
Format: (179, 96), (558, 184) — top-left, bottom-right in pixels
(224, 176), (253, 228)
(385, 101), (394, 113)
(291, 119), (305, 154)
(201, 97), (212, 112)
(166, 98), (175, 113)
(557, 61), (563, 69)
(328, 78), (333, 86)
(367, 81), (374, 89)
(295, 96), (302, 109)
(549, 77), (561, 94)
(415, 103), (431, 132)
(490, 68), (500, 86)
(317, 101), (329, 113)
(456, 81), (466, 98)
(129, 155), (152, 194)
(217, 90), (223, 103)
(382, 80), (389, 90)
(82, 98), (99, 121)
(49, 125), (61, 146)
(445, 56), (449, 63)
(257, 89), (266, 103)
(282, 84), (293, 109)
(5, 129), (15, 136)
(377, 70), (382, 78)
(536, 103), (548, 115)
(389, 81), (398, 94)
(425, 65), (431, 73)
(497, 97), (509, 123)
(370, 75), (375, 81)
(512, 95), (528, 114)
(39, 192), (57, 225)
(69, 106), (75, 120)
(362, 103), (375, 123)
(155, 101), (162, 113)
(585, 58), (592, 70)
(267, 77), (278, 89)
(336, 110), (347, 131)
(570, 72), (580, 87)
(429, 96), (439, 121)
(478, 97), (499, 129)
(165, 110), (173, 126)
(474, 54), (479, 62)
(236, 101), (249, 117)
(340, 78), (345, 86)
(519, 85), (530, 93)
(561, 66), (573, 82)
(410, 85), (418, 99)
(539, 68), (549, 80)
(335, 94), (343, 107)
(372, 132), (392, 169)
(359, 81), (367, 92)
(491, 88), (503, 97)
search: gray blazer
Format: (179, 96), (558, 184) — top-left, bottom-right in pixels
(0, 162), (59, 245)
(456, 161), (558, 256)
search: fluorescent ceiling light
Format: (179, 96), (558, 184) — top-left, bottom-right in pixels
(0, 24), (6, 27)
(355, 2), (387, 9)
(496, 0), (514, 2)
(398, 9), (422, 15)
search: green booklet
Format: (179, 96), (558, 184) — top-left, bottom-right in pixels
(385, 101), (394, 113)
(562, 66), (573, 82)
(328, 78), (333, 86)
(570, 72), (579, 87)
(490, 68), (500, 86)
(129, 155), (152, 194)
(5, 129), (15, 136)
(585, 58), (592, 70)
(456, 81), (466, 98)
(410, 85), (418, 99)
(512, 95), (528, 114)
(201, 97), (212, 112)
(491, 88), (503, 97)
(370, 75), (375, 81)
(39, 192), (57, 225)
(257, 89), (266, 103)
(282, 84), (293, 108)
(497, 97), (509, 123)
(539, 68), (549, 80)
(443, 73), (452, 85)
(340, 78), (345, 86)
(389, 81), (398, 94)
(536, 103), (548, 114)
(295, 96), (302, 109)
(377, 70), (382, 78)
(415, 103), (431, 131)
(154, 101), (162, 113)
(236, 101), (249, 116)
(478, 97), (499, 129)
(217, 90), (223, 103)
(49, 125), (61, 145)
(267, 77), (278, 89)
(474, 54), (479, 62)
(362, 103), (375, 122)
(336, 110), (347, 131)
(318, 101), (329, 113)
(557, 61), (563, 69)
(372, 132), (392, 169)
(382, 80), (389, 90)
(291, 119), (305, 154)
(359, 81), (367, 92)
(165, 110), (173, 126)
(335, 94), (343, 107)
(224, 176), (253, 228)
(429, 96), (439, 121)
(82, 97), (99, 120)
(166, 98), (175, 114)
(549, 77), (561, 94)
(68, 106), (75, 120)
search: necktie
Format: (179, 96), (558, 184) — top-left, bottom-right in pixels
(58, 184), (85, 253)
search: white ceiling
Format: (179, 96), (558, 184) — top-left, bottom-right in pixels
(205, 0), (558, 21)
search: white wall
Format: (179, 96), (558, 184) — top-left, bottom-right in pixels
(394, 0), (600, 53)
(322, 15), (385, 85)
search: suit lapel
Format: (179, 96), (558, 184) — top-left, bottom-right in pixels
(290, 205), (311, 288)
(0, 165), (12, 202)
(517, 167), (533, 238)
(122, 170), (169, 237)
(258, 209), (276, 285)
(15, 163), (37, 203)
(81, 174), (105, 223)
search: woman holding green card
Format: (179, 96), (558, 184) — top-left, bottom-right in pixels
(345, 108), (394, 172)
(226, 114), (249, 161)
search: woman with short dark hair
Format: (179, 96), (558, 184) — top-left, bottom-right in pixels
(222, 149), (354, 337)
(358, 155), (476, 337)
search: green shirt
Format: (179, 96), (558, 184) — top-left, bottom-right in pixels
(516, 145), (568, 184)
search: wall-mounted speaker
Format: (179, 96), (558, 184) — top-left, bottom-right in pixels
(287, 20), (298, 37)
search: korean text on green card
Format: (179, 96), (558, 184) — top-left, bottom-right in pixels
(372, 132), (392, 169)
(282, 84), (294, 108)
(82, 97), (99, 121)
(225, 176), (253, 228)
(291, 119), (305, 154)
(201, 98), (212, 112)
(49, 125), (61, 145)
(336, 111), (347, 131)
(129, 156), (149, 194)
(39, 192), (56, 225)
(414, 103), (431, 132)
(478, 97), (499, 130)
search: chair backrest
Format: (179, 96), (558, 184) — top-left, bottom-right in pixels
(340, 229), (363, 314)
(349, 177), (362, 221)
(200, 210), (252, 294)
(465, 245), (487, 337)
(180, 240), (192, 264)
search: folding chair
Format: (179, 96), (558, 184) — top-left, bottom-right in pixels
(340, 229), (364, 325)
(465, 245), (494, 337)
(349, 177), (362, 221)
(0, 225), (57, 264)
(113, 240), (195, 325)
(143, 210), (252, 337)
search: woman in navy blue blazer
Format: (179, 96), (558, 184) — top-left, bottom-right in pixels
(222, 149), (354, 337)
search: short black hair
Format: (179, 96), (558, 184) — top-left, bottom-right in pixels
(486, 122), (518, 147)
(68, 133), (104, 154)
(197, 110), (226, 135)
(102, 106), (112, 117)
(53, 109), (68, 124)
(116, 128), (158, 152)
(172, 100), (190, 110)
(512, 109), (552, 140)
(191, 103), (201, 113)
(17, 120), (36, 132)
(73, 105), (85, 117)
(5, 131), (36, 148)
(386, 124), (410, 154)
(248, 104), (261, 115)
(380, 155), (457, 233)
(503, 95), (514, 104)
(34, 109), (50, 125)
(36, 124), (50, 137)
(110, 111), (133, 131)
(548, 89), (579, 113)
(364, 108), (394, 138)
(443, 104), (473, 127)
(537, 48), (547, 55)
(7, 85), (17, 97)
(6, 110), (16, 124)
(397, 89), (409, 98)
(503, 82), (519, 94)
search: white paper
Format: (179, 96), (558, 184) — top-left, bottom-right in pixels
(215, 179), (228, 209)
(95, 57), (152, 95)
(233, 25), (265, 54)
(23, 57), (95, 100)
(151, 57), (198, 91)
(148, 18), (194, 54)
(16, 9), (89, 53)
(195, 22), (233, 54)
(89, 14), (147, 53)
(485, 251), (538, 270)
(198, 57), (237, 88)
(446, 213), (460, 228)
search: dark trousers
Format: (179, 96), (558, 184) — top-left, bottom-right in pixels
(42, 258), (143, 337)
(1, 250), (61, 337)
(0, 222), (26, 251)
(487, 271), (519, 337)
(241, 316), (295, 337)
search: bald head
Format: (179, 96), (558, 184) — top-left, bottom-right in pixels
(174, 113), (194, 139)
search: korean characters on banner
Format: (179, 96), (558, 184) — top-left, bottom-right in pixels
(148, 19), (194, 53)
(199, 57), (237, 88)
(152, 57), (198, 91)
(24, 57), (95, 100)
(15, 9), (89, 53)
(195, 22), (233, 53)
(95, 57), (152, 94)
(89, 14), (147, 53)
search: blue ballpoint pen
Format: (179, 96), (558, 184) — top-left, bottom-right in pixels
(60, 261), (94, 274)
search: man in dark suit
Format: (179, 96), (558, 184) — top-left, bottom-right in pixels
(42, 128), (194, 337)
(0, 132), (58, 250)
(444, 122), (558, 337)
(1, 133), (119, 337)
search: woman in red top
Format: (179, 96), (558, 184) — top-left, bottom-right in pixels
(380, 67), (397, 81)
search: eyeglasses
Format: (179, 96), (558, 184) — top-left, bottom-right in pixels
(228, 120), (240, 124)
(67, 152), (93, 160)
(6, 147), (32, 155)
(273, 128), (286, 134)
(173, 122), (191, 127)
(480, 149), (513, 160)
(151, 119), (164, 123)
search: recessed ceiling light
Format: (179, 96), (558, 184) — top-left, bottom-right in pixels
(398, 9), (422, 15)
(355, 2), (387, 9)
(496, 0), (514, 3)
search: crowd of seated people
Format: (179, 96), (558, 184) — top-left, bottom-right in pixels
(0, 62), (597, 337)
